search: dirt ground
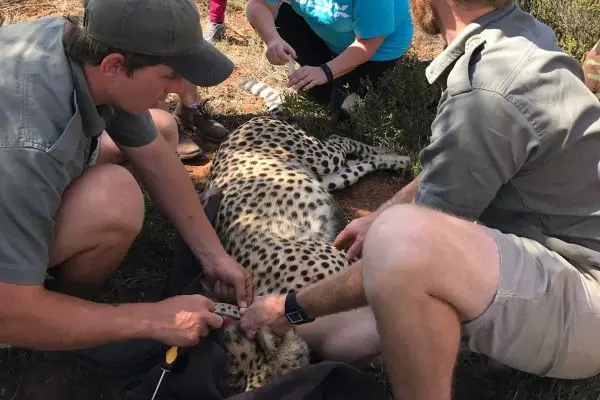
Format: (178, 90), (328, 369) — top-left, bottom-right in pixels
(0, 1), (447, 399)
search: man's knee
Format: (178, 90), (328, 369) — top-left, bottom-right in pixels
(362, 204), (501, 322)
(50, 164), (144, 269)
(362, 204), (440, 285)
(67, 164), (144, 235)
(150, 108), (179, 150)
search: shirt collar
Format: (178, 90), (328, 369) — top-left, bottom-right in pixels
(425, 2), (517, 85)
(66, 57), (111, 138)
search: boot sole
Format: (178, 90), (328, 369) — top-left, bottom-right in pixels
(177, 149), (203, 160)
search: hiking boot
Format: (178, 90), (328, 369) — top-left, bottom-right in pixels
(583, 39), (600, 95)
(203, 21), (225, 44)
(173, 100), (230, 144)
(176, 131), (203, 160)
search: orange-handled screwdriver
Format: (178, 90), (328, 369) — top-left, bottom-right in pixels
(150, 346), (179, 400)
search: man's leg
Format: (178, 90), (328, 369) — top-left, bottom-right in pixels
(47, 109), (177, 298)
(48, 164), (144, 298)
(361, 204), (500, 400)
(297, 306), (380, 366)
(360, 203), (600, 399)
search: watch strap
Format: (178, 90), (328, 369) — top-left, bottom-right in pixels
(284, 292), (314, 325)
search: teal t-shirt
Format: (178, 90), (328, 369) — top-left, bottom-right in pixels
(267, 0), (413, 61)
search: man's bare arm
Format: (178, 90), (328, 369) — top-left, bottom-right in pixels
(240, 261), (366, 337)
(120, 134), (253, 306)
(0, 283), (221, 351)
(298, 261), (365, 319)
(0, 283), (153, 350)
(121, 134), (229, 267)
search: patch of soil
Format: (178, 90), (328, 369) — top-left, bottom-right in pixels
(335, 173), (406, 221)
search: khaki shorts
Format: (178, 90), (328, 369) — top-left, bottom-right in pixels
(462, 227), (600, 379)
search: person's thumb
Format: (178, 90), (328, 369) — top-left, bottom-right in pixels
(235, 277), (248, 308)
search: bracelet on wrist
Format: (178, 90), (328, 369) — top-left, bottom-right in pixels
(319, 63), (334, 83)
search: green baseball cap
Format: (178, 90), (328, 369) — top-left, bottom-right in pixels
(83, 0), (234, 87)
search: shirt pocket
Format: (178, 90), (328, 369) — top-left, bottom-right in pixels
(47, 92), (88, 174)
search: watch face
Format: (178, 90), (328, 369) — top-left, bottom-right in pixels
(286, 311), (305, 324)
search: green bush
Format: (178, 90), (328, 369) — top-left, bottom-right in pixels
(282, 52), (440, 177)
(517, 0), (600, 60)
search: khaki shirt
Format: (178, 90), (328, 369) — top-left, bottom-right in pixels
(0, 17), (157, 284)
(416, 3), (600, 271)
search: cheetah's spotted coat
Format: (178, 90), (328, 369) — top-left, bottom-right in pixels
(205, 114), (410, 393)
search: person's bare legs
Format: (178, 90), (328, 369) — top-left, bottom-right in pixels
(47, 108), (179, 298)
(297, 306), (380, 366)
(48, 165), (145, 298)
(361, 204), (500, 400)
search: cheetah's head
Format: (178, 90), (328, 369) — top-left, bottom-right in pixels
(222, 319), (310, 393)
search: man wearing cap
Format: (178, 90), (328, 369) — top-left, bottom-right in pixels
(0, 0), (252, 351)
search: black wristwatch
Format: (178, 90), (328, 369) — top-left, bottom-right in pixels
(284, 292), (315, 325)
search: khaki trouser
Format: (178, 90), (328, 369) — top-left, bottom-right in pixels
(462, 227), (600, 379)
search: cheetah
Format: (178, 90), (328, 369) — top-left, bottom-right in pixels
(204, 80), (411, 393)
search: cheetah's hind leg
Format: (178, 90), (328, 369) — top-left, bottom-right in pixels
(325, 135), (399, 158)
(321, 154), (411, 192)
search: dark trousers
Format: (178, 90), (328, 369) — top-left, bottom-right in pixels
(275, 3), (398, 116)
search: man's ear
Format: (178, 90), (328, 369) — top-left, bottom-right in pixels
(99, 53), (126, 78)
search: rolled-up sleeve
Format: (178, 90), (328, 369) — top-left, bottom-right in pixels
(415, 89), (539, 220)
(105, 109), (158, 148)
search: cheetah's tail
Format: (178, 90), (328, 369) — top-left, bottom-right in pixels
(237, 77), (286, 120)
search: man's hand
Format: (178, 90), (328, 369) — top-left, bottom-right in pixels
(288, 66), (329, 91)
(333, 213), (379, 259)
(203, 253), (253, 308)
(239, 295), (290, 339)
(334, 177), (420, 259)
(266, 37), (297, 65)
(149, 295), (223, 346)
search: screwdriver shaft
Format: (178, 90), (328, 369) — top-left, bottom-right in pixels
(150, 369), (167, 400)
